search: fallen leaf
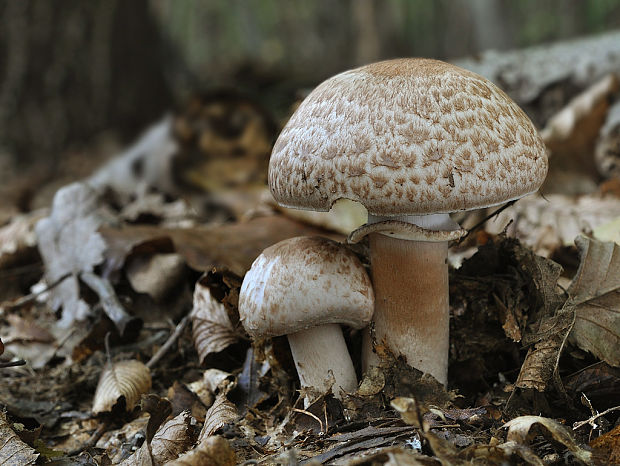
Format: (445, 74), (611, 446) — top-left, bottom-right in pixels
(356, 366), (386, 396)
(120, 193), (196, 227)
(92, 360), (152, 414)
(0, 411), (38, 465)
(191, 281), (238, 364)
(593, 216), (620, 244)
(165, 435), (236, 466)
(567, 236), (620, 366)
(150, 411), (194, 463)
(595, 98), (620, 179)
(590, 423), (620, 465)
(515, 307), (574, 392)
(202, 368), (234, 394)
(541, 74), (619, 180)
(198, 392), (238, 442)
(35, 182), (108, 326)
(88, 117), (178, 202)
(126, 253), (186, 301)
(348, 447), (439, 465)
(100, 214), (342, 276)
(503, 415), (592, 464)
(485, 193), (620, 257)
(0, 209), (46, 269)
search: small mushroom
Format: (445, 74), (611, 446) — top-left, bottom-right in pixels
(268, 58), (548, 385)
(238, 236), (374, 402)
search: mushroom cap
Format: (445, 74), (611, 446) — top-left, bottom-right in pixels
(269, 58), (548, 216)
(239, 236), (374, 338)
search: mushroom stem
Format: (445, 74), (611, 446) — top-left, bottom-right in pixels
(287, 323), (357, 403)
(365, 233), (449, 385)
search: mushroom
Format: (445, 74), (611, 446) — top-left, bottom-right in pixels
(238, 236), (374, 402)
(268, 58), (548, 385)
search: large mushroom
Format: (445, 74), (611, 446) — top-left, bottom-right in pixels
(239, 236), (374, 402)
(268, 58), (548, 385)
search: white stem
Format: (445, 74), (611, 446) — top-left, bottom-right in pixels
(287, 323), (357, 405)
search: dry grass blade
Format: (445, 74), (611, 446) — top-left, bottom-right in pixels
(191, 284), (238, 364)
(92, 360), (152, 414)
(0, 412), (39, 465)
(198, 392), (238, 442)
(503, 415), (592, 464)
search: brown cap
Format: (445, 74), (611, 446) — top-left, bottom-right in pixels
(269, 58), (548, 216)
(239, 236), (374, 337)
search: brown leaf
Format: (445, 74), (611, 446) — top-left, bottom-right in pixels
(191, 282), (238, 363)
(503, 415), (592, 464)
(150, 411), (194, 464)
(165, 436), (236, 466)
(92, 360), (152, 414)
(198, 392), (238, 442)
(100, 214), (342, 276)
(591, 423), (620, 465)
(567, 236), (620, 366)
(516, 308), (574, 392)
(0, 411), (38, 465)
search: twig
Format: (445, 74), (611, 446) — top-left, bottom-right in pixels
(0, 359), (26, 368)
(573, 405), (620, 430)
(146, 315), (189, 369)
(67, 420), (111, 456)
(0, 272), (70, 312)
(456, 200), (517, 245)
(292, 407), (325, 434)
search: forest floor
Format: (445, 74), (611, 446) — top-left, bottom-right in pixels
(1, 62), (620, 465)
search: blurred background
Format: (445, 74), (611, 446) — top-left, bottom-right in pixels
(1, 0), (620, 185)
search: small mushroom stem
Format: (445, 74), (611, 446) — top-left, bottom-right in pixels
(287, 323), (357, 403)
(364, 215), (451, 385)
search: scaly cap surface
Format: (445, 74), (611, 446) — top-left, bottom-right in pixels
(269, 58), (548, 215)
(239, 236), (374, 337)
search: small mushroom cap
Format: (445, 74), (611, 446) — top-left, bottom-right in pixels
(269, 58), (548, 216)
(239, 236), (374, 337)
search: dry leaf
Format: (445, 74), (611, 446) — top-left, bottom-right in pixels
(567, 236), (620, 366)
(88, 117), (178, 202)
(100, 214), (342, 276)
(0, 209), (46, 268)
(593, 216), (620, 244)
(198, 392), (238, 442)
(515, 308), (574, 392)
(391, 397), (425, 429)
(0, 411), (38, 465)
(595, 98), (620, 179)
(92, 360), (152, 414)
(541, 74), (619, 179)
(485, 193), (620, 256)
(202, 368), (234, 394)
(35, 182), (108, 326)
(120, 193), (196, 227)
(149, 411), (193, 463)
(590, 423), (620, 464)
(126, 253), (186, 301)
(191, 282), (238, 363)
(166, 436), (236, 466)
(503, 415), (592, 464)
